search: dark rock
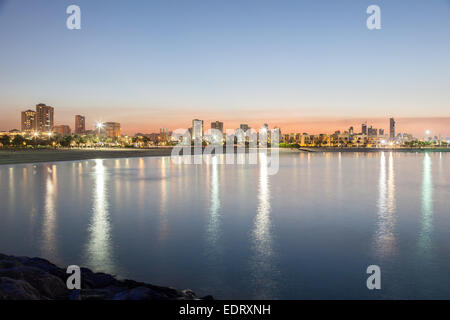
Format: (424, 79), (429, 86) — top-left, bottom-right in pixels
(80, 268), (118, 289)
(0, 265), (68, 299)
(69, 290), (81, 301)
(0, 253), (212, 300)
(180, 289), (197, 300)
(113, 287), (168, 300)
(79, 288), (114, 300)
(0, 277), (41, 300)
(23, 257), (67, 279)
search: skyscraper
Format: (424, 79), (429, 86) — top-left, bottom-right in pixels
(362, 123), (367, 135)
(368, 126), (378, 136)
(160, 128), (169, 143)
(390, 118), (396, 140)
(75, 115), (85, 134)
(105, 122), (121, 138)
(192, 119), (203, 142)
(35, 103), (54, 132)
(21, 109), (36, 132)
(211, 121), (224, 135)
(54, 125), (71, 135)
(240, 124), (249, 132)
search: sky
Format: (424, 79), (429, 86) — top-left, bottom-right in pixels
(0, 0), (449, 136)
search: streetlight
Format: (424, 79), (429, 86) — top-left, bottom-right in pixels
(33, 131), (38, 148)
(96, 122), (104, 147)
(96, 122), (104, 135)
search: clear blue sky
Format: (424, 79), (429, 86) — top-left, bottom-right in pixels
(0, 0), (449, 135)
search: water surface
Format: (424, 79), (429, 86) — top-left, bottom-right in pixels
(1, 152), (450, 299)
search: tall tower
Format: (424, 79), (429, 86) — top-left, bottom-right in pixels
(21, 110), (36, 132)
(35, 103), (54, 132)
(105, 122), (121, 138)
(75, 115), (86, 134)
(192, 119), (203, 142)
(240, 124), (249, 132)
(362, 123), (367, 135)
(390, 118), (396, 141)
(211, 121), (224, 135)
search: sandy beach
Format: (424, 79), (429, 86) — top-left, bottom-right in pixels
(1, 147), (449, 165)
(0, 148), (175, 165)
(0, 147), (295, 165)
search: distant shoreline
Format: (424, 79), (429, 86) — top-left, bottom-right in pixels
(1, 146), (449, 165)
(297, 147), (450, 153)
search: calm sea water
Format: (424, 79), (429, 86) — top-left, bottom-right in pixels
(1, 152), (450, 299)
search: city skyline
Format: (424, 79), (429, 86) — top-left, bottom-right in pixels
(1, 0), (450, 137)
(6, 105), (450, 138)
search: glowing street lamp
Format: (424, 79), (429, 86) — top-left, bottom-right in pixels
(33, 131), (38, 148)
(96, 122), (104, 136)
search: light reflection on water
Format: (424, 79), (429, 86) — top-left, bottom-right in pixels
(418, 153), (433, 258)
(249, 153), (279, 299)
(1, 152), (450, 299)
(374, 152), (397, 258)
(41, 165), (58, 261)
(206, 156), (221, 251)
(158, 157), (169, 243)
(84, 159), (116, 275)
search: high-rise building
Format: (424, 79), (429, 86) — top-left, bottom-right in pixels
(159, 128), (170, 143)
(211, 121), (224, 135)
(368, 126), (378, 136)
(362, 123), (367, 135)
(54, 125), (71, 135)
(192, 119), (203, 142)
(390, 118), (396, 140)
(379, 129), (385, 136)
(239, 124), (249, 132)
(105, 122), (121, 138)
(35, 103), (54, 132)
(349, 126), (354, 135)
(75, 115), (85, 134)
(21, 110), (36, 132)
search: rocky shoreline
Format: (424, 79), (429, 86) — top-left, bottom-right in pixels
(0, 254), (211, 300)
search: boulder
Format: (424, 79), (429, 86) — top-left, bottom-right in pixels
(0, 277), (41, 300)
(0, 254), (211, 300)
(113, 286), (168, 300)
